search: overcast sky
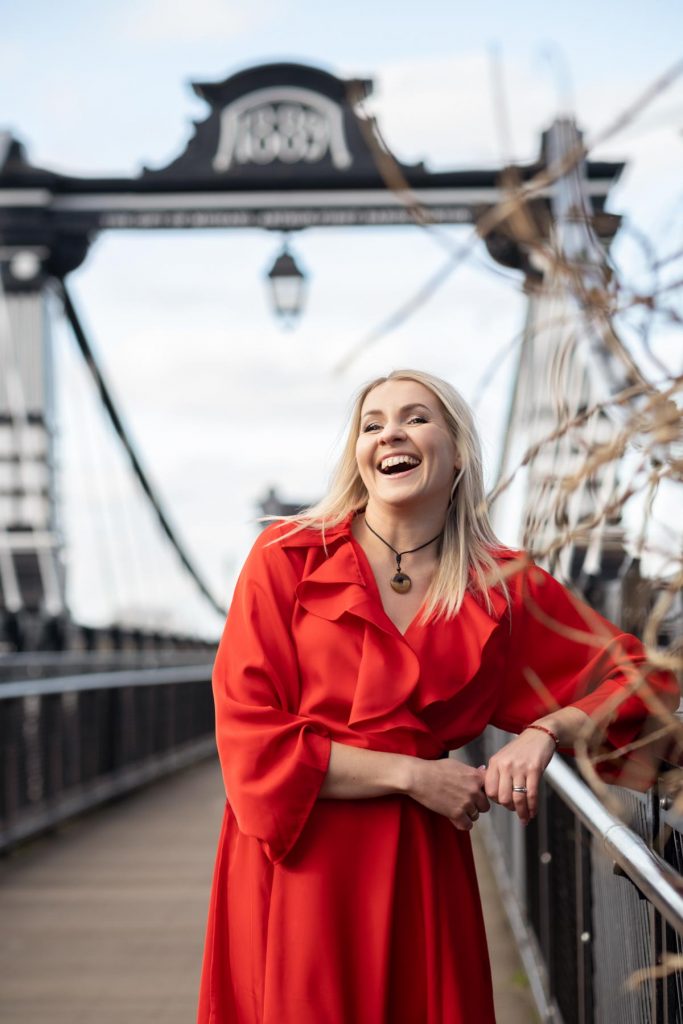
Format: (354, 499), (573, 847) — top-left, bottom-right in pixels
(2, 1), (682, 636)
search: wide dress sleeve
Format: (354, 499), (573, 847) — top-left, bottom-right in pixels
(490, 561), (680, 788)
(212, 532), (332, 863)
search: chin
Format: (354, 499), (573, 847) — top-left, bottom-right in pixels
(375, 489), (424, 508)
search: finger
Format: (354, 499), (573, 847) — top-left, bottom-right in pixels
(474, 790), (491, 814)
(484, 763), (500, 803)
(525, 768), (542, 818)
(497, 772), (515, 810)
(511, 778), (530, 823)
(450, 813), (474, 831)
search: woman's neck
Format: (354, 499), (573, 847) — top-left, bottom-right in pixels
(356, 503), (446, 557)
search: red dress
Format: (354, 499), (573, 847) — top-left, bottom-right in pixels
(197, 518), (678, 1024)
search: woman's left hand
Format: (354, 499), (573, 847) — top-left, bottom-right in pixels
(483, 729), (557, 824)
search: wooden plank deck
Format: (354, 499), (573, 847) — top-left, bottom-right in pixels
(0, 760), (538, 1022)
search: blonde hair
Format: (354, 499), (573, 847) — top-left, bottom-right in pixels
(270, 369), (508, 622)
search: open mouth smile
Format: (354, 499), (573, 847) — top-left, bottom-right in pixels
(377, 454), (422, 477)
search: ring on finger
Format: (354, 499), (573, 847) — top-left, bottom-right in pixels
(512, 784), (528, 793)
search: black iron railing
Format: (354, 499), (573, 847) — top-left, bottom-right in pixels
(469, 728), (683, 1024)
(0, 664), (215, 851)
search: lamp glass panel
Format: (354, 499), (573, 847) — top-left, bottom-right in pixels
(272, 276), (303, 315)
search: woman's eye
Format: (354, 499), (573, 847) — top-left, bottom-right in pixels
(408, 416), (427, 425)
(362, 423), (381, 433)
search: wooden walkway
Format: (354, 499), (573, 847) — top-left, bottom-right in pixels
(0, 760), (538, 1023)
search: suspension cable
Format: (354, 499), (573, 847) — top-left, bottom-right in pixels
(55, 279), (227, 619)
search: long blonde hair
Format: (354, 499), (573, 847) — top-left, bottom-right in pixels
(270, 369), (508, 621)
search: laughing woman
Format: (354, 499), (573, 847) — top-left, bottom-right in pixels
(197, 369), (679, 1024)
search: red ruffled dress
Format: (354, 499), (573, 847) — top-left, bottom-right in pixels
(197, 518), (678, 1024)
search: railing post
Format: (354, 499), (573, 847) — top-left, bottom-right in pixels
(650, 782), (667, 1024)
(537, 779), (554, 1009)
(574, 821), (594, 1024)
(1, 699), (21, 839)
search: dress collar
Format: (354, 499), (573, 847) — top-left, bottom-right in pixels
(282, 514), (510, 734)
(281, 512), (511, 626)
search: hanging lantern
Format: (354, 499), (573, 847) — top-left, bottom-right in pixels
(265, 239), (307, 326)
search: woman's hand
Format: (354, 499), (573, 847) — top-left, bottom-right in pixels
(483, 729), (556, 824)
(407, 756), (490, 831)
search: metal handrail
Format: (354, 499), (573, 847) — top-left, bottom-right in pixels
(0, 648), (211, 666)
(546, 755), (683, 935)
(0, 663), (213, 699)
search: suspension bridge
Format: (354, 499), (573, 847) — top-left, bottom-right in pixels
(1, 62), (681, 1024)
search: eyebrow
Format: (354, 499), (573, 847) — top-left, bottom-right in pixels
(361, 402), (432, 419)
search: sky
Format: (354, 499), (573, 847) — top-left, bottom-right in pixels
(1, 1), (682, 637)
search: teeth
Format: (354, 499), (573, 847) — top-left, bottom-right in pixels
(379, 455), (420, 472)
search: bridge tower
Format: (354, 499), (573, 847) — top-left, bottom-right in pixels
(489, 118), (637, 591)
(0, 138), (77, 649)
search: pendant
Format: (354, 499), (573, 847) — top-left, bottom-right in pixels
(390, 572), (412, 594)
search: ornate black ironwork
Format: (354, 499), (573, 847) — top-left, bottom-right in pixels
(0, 62), (624, 269)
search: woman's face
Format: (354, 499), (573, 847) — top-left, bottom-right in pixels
(356, 379), (459, 513)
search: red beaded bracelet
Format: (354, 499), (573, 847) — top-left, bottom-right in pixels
(525, 723), (560, 747)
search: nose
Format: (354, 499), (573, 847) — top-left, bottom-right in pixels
(378, 420), (407, 444)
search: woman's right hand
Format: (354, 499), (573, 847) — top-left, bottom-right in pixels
(406, 756), (490, 830)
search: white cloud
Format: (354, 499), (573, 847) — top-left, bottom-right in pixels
(361, 51), (683, 177)
(121, 0), (274, 43)
(360, 52), (562, 169)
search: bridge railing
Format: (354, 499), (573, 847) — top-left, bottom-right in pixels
(0, 664), (215, 852)
(468, 728), (682, 1024)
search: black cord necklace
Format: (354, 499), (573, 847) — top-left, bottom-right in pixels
(363, 518), (443, 594)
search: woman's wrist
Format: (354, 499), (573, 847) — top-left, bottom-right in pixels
(524, 722), (560, 748)
(526, 707), (593, 747)
(395, 754), (420, 796)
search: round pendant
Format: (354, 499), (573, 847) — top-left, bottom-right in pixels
(390, 572), (412, 594)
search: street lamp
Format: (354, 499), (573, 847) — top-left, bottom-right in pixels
(265, 239), (307, 326)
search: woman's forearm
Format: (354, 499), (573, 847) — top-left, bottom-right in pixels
(319, 741), (415, 799)
(320, 742), (490, 829)
(528, 705), (593, 746)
